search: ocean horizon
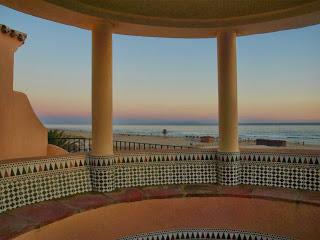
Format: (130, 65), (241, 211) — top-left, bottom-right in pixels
(45, 123), (320, 145)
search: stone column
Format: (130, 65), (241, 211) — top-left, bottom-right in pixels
(216, 31), (240, 185)
(217, 31), (239, 153)
(91, 24), (113, 156)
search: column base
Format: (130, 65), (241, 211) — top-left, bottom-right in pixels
(87, 154), (115, 192)
(217, 151), (241, 186)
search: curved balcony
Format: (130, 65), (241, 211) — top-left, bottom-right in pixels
(1, 149), (319, 239)
(1, 2), (320, 239)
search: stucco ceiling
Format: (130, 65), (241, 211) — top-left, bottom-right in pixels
(1, 0), (320, 37)
(47, 0), (315, 20)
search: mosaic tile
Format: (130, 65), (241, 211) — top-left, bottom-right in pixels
(1, 150), (319, 213)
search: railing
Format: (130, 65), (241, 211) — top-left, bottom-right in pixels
(48, 137), (192, 152)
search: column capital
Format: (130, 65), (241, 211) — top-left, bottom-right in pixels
(92, 21), (113, 32)
(217, 30), (236, 35)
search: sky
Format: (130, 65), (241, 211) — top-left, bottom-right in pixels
(1, 5), (320, 125)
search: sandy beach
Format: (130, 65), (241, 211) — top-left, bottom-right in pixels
(63, 130), (320, 154)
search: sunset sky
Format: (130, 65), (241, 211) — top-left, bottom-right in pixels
(1, 5), (320, 124)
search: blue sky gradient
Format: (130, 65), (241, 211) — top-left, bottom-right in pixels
(1, 5), (320, 124)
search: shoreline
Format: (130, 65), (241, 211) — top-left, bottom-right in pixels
(60, 130), (320, 153)
(46, 124), (320, 146)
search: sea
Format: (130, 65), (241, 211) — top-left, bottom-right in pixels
(45, 123), (320, 145)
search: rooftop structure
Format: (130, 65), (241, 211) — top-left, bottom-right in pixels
(2, 0), (320, 37)
(0, 1), (320, 239)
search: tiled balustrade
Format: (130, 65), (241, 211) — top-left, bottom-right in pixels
(1, 150), (319, 213)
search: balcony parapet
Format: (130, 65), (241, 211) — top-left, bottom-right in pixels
(1, 150), (319, 213)
(1, 184), (319, 240)
(0, 154), (92, 213)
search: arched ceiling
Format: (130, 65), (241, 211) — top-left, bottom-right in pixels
(1, 0), (320, 37)
(45, 0), (316, 23)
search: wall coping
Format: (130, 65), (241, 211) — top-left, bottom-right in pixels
(0, 24), (27, 43)
(1, 148), (320, 164)
(0, 153), (84, 164)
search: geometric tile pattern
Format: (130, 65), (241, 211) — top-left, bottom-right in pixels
(115, 152), (217, 189)
(240, 152), (320, 191)
(240, 152), (320, 165)
(1, 150), (319, 213)
(89, 155), (115, 192)
(115, 157), (216, 189)
(0, 155), (91, 213)
(118, 228), (291, 240)
(217, 152), (241, 186)
(88, 151), (217, 192)
(113, 151), (215, 164)
(0, 154), (88, 178)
